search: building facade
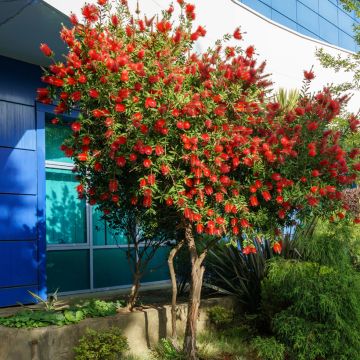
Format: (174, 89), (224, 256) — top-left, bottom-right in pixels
(0, 0), (358, 307)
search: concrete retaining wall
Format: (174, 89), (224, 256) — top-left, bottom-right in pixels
(0, 296), (237, 360)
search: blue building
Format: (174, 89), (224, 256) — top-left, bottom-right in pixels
(0, 0), (358, 307)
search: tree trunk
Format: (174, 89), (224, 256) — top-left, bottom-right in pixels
(183, 223), (206, 360)
(126, 270), (141, 311)
(168, 239), (185, 343)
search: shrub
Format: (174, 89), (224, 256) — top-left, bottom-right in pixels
(74, 327), (129, 360)
(206, 240), (273, 313)
(153, 339), (184, 360)
(251, 336), (285, 360)
(207, 306), (234, 329)
(261, 259), (360, 360)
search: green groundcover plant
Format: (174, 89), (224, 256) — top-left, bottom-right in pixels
(0, 299), (124, 328)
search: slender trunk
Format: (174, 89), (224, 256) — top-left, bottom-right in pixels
(183, 223), (206, 360)
(127, 270), (141, 311)
(168, 239), (185, 343)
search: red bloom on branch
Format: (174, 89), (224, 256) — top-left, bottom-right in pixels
(145, 97), (157, 108)
(233, 27), (242, 40)
(40, 43), (52, 57)
(273, 241), (282, 254)
(71, 122), (81, 132)
(82, 4), (99, 22)
(304, 69), (315, 80)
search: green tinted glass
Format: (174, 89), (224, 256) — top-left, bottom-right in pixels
(45, 113), (73, 163)
(92, 207), (127, 246)
(93, 248), (133, 288)
(142, 246), (170, 283)
(47, 250), (90, 292)
(46, 168), (87, 244)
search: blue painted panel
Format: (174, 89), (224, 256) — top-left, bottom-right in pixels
(0, 285), (38, 307)
(0, 241), (38, 287)
(339, 30), (356, 52)
(272, 10), (298, 31)
(319, 18), (339, 44)
(242, 0), (272, 18)
(319, 0), (338, 25)
(299, 0), (318, 12)
(0, 147), (37, 194)
(0, 56), (42, 106)
(0, 101), (35, 150)
(0, 194), (37, 240)
(272, 0), (297, 21)
(297, 2), (319, 34)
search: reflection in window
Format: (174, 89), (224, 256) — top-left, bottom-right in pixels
(92, 207), (127, 246)
(46, 168), (87, 245)
(45, 113), (73, 163)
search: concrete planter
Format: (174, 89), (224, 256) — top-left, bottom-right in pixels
(0, 296), (237, 360)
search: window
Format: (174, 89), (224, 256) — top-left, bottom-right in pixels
(44, 111), (169, 294)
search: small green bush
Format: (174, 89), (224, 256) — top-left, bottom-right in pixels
(74, 327), (129, 360)
(153, 339), (184, 360)
(251, 336), (285, 360)
(207, 306), (234, 328)
(261, 259), (360, 360)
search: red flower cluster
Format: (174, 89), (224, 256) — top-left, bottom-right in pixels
(38, 0), (359, 252)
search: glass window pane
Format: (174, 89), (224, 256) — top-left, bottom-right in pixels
(47, 250), (90, 292)
(272, 10), (298, 31)
(319, 0), (338, 25)
(46, 168), (87, 244)
(319, 18), (339, 44)
(45, 112), (73, 163)
(242, 0), (272, 18)
(297, 2), (319, 34)
(272, 0), (297, 21)
(93, 248), (133, 288)
(141, 246), (170, 283)
(92, 207), (127, 246)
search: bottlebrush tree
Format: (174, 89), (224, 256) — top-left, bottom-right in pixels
(38, 0), (360, 358)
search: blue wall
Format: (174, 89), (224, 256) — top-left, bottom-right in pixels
(238, 0), (359, 52)
(0, 55), (46, 306)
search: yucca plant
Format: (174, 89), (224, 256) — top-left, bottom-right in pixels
(275, 88), (299, 112)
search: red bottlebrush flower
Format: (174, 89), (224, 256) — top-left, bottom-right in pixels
(307, 196), (319, 207)
(111, 14), (119, 26)
(311, 169), (321, 177)
(354, 218), (360, 224)
(155, 145), (164, 156)
(246, 46), (254, 58)
(143, 159), (152, 168)
(165, 197), (173, 206)
(111, 194), (119, 203)
(185, 3), (195, 17)
(262, 191), (271, 202)
(89, 89), (99, 98)
(271, 173), (281, 181)
(121, 70), (129, 82)
(82, 4), (99, 22)
(97, 0), (107, 6)
(243, 245), (256, 255)
(139, 178), (147, 187)
(156, 21), (172, 33)
(116, 156), (126, 167)
(249, 195), (259, 207)
(76, 184), (84, 194)
(77, 152), (88, 161)
(69, 13), (79, 25)
(278, 209), (286, 219)
(115, 103), (126, 112)
(82, 136), (91, 145)
(353, 163), (360, 171)
(40, 43), (52, 57)
(147, 174), (156, 185)
(145, 97), (157, 108)
(71, 122), (81, 132)
(109, 179), (118, 192)
(233, 27), (242, 40)
(307, 121), (318, 131)
(196, 26), (206, 36)
(37, 88), (49, 98)
(304, 69), (315, 80)
(196, 223), (204, 234)
(51, 117), (59, 125)
(273, 241), (282, 254)
(94, 162), (102, 172)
